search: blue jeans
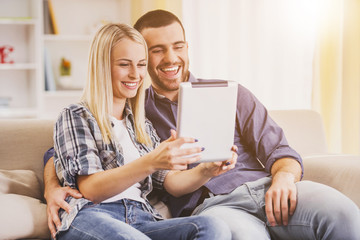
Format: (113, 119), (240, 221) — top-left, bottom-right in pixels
(58, 199), (231, 240)
(192, 177), (360, 240)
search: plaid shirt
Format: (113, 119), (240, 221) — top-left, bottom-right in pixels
(53, 102), (167, 233)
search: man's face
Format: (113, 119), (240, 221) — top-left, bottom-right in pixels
(141, 22), (189, 94)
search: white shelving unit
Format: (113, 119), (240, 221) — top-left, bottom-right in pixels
(0, 0), (131, 119)
(40, 0), (131, 119)
(0, 0), (42, 118)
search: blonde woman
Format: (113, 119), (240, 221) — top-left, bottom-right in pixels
(53, 23), (236, 240)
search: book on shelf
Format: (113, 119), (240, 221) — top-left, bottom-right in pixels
(44, 47), (56, 91)
(43, 0), (53, 34)
(44, 0), (59, 34)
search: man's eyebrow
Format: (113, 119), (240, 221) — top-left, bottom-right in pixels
(148, 41), (186, 51)
(174, 41), (186, 45)
(148, 44), (165, 51)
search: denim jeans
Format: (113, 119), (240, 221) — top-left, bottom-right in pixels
(192, 177), (360, 240)
(58, 199), (231, 240)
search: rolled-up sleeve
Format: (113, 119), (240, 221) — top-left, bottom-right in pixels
(236, 85), (304, 178)
(54, 106), (104, 188)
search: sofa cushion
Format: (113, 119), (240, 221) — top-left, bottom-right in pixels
(303, 154), (360, 208)
(0, 169), (42, 200)
(0, 194), (50, 239)
(0, 119), (55, 191)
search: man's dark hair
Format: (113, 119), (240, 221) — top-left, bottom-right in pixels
(134, 9), (186, 39)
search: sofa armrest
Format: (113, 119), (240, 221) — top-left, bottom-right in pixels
(302, 154), (360, 208)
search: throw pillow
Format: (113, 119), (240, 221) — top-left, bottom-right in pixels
(0, 169), (42, 200)
(0, 194), (50, 239)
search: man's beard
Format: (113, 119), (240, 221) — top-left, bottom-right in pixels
(150, 70), (188, 92)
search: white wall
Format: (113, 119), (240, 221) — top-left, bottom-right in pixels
(182, 0), (320, 110)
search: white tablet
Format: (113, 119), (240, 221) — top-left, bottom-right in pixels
(176, 80), (238, 162)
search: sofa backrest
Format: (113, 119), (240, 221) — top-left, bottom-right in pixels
(269, 109), (328, 157)
(0, 119), (55, 196)
(0, 110), (327, 195)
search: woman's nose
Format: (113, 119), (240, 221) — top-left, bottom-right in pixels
(129, 66), (139, 79)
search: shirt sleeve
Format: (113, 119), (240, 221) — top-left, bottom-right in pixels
(143, 117), (170, 189)
(235, 84), (304, 178)
(43, 147), (55, 166)
(53, 106), (104, 188)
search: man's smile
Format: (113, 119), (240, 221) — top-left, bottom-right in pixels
(159, 66), (181, 79)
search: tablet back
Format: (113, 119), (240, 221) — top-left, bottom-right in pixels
(177, 81), (238, 162)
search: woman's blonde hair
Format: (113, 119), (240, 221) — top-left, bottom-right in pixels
(81, 23), (151, 146)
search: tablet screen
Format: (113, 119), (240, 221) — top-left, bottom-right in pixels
(176, 80), (238, 162)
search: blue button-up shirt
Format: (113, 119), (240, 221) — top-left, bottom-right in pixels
(145, 72), (303, 217)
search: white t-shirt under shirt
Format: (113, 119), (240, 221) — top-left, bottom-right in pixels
(102, 117), (145, 204)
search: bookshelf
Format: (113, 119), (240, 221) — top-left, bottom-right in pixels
(0, 0), (131, 119)
(0, 0), (42, 118)
(41, 0), (131, 119)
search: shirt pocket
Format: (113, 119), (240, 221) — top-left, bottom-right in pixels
(99, 150), (118, 170)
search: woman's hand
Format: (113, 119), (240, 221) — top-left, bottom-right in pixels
(198, 145), (238, 177)
(163, 145), (238, 197)
(149, 129), (203, 171)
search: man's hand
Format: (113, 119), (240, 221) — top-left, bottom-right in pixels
(43, 157), (82, 238)
(44, 185), (82, 238)
(265, 171), (297, 227)
(265, 157), (302, 227)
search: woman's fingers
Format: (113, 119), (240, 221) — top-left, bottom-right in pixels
(231, 145), (238, 153)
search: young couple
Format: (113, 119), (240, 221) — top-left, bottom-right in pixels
(45, 10), (360, 240)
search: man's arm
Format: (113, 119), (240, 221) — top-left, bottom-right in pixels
(265, 157), (302, 227)
(43, 156), (82, 238)
(233, 85), (303, 227)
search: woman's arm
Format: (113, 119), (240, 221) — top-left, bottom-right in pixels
(55, 106), (204, 203)
(163, 149), (237, 197)
(162, 130), (238, 197)
(77, 156), (153, 203)
(78, 132), (204, 203)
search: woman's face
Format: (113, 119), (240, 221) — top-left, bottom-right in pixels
(111, 38), (147, 102)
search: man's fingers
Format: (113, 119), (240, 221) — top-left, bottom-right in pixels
(272, 190), (282, 225)
(289, 189), (297, 216)
(281, 192), (289, 225)
(47, 216), (57, 239)
(66, 187), (82, 198)
(48, 206), (61, 238)
(58, 199), (71, 213)
(265, 193), (276, 227)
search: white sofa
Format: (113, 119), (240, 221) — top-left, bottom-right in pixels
(270, 110), (360, 204)
(0, 110), (359, 239)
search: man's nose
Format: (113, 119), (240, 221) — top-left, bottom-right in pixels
(164, 49), (177, 63)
